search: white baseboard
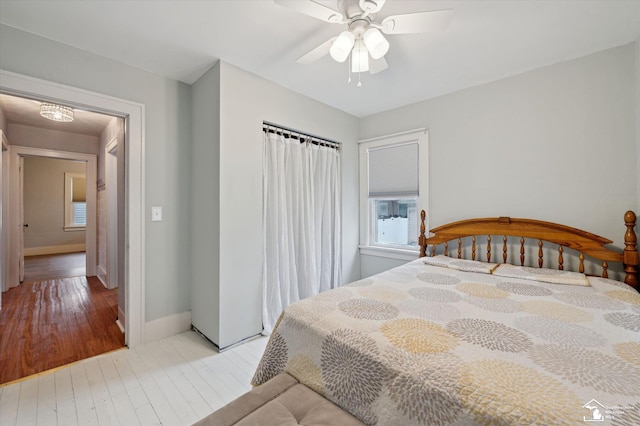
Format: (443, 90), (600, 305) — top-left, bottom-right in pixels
(97, 265), (108, 287)
(24, 244), (86, 257)
(117, 306), (126, 333)
(144, 311), (192, 343)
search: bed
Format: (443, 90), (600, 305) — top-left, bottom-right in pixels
(252, 210), (640, 425)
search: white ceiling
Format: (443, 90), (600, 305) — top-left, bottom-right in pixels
(0, 93), (114, 137)
(1, 0), (639, 118)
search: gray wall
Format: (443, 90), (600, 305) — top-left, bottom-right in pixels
(359, 44), (637, 278)
(23, 156), (86, 249)
(0, 24), (192, 323)
(191, 61), (360, 348)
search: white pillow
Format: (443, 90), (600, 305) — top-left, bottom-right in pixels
(493, 263), (590, 286)
(423, 255), (499, 274)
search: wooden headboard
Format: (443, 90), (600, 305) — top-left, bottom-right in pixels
(418, 210), (639, 289)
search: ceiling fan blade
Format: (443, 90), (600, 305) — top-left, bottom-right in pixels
(274, 0), (344, 23)
(381, 9), (453, 34)
(369, 56), (388, 75)
(296, 38), (336, 64)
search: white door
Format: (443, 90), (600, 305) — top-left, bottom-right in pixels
(106, 139), (118, 289)
(18, 156), (25, 283)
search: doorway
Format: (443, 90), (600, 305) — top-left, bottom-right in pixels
(0, 145), (121, 384)
(20, 156), (89, 282)
(0, 69), (145, 349)
(7, 146), (98, 287)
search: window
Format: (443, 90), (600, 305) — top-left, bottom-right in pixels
(64, 172), (86, 230)
(359, 129), (428, 259)
(373, 199), (418, 246)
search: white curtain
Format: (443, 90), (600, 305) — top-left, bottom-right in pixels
(262, 131), (341, 334)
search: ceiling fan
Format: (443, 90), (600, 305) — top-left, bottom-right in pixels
(275, 0), (453, 86)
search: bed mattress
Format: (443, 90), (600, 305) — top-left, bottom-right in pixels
(252, 258), (640, 425)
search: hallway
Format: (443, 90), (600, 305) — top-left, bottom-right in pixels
(23, 252), (86, 283)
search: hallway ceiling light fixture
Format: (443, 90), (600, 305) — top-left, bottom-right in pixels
(40, 102), (74, 122)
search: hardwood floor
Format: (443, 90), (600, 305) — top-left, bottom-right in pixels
(0, 332), (269, 426)
(0, 275), (124, 384)
(23, 252), (86, 283)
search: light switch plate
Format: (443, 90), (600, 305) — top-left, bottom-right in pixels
(151, 206), (162, 222)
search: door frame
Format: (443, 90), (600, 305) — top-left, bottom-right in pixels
(105, 136), (118, 290)
(0, 70), (146, 348)
(0, 132), (7, 309)
(18, 155), (24, 282)
(10, 147), (97, 281)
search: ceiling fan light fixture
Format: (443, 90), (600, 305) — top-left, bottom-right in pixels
(351, 40), (369, 73)
(279, 0), (455, 85)
(40, 102), (74, 123)
(329, 31), (355, 63)
(363, 27), (389, 59)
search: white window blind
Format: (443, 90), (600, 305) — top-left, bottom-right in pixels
(368, 142), (418, 197)
(73, 202), (87, 226)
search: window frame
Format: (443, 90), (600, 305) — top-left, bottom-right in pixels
(358, 129), (429, 260)
(64, 172), (87, 231)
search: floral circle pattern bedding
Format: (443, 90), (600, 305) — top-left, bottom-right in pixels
(253, 258), (640, 425)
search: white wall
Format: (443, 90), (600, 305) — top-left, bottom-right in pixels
(191, 61), (360, 349)
(1, 108), (7, 293)
(8, 125), (97, 258)
(97, 127), (108, 285)
(0, 129), (7, 293)
(8, 123), (98, 155)
(218, 62), (360, 348)
(0, 107), (7, 134)
(0, 112), (7, 290)
(23, 156), (86, 250)
(360, 255), (410, 279)
(636, 38), (640, 215)
(360, 44), (637, 278)
(97, 117), (125, 319)
(0, 25), (192, 325)
(190, 61), (221, 345)
(2, 23), (636, 342)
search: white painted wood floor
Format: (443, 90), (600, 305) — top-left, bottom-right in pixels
(0, 331), (269, 426)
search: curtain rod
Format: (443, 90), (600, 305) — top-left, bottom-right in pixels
(263, 121), (340, 150)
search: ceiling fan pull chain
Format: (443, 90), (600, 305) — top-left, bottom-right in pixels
(348, 51), (352, 83)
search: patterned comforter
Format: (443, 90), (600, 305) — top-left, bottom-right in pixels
(252, 258), (640, 425)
